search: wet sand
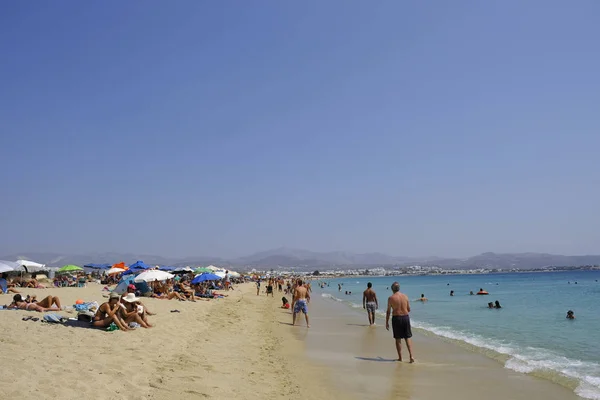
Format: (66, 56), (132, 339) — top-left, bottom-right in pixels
(301, 293), (580, 400)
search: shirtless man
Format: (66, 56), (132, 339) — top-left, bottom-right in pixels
(385, 282), (415, 363)
(292, 279), (310, 328)
(363, 282), (378, 326)
(93, 292), (129, 330)
(418, 294), (428, 302)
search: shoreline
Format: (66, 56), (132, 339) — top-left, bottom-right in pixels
(304, 293), (581, 400)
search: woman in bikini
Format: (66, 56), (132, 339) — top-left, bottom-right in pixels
(8, 294), (61, 312)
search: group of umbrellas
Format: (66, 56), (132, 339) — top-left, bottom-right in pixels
(0, 260), (81, 274)
(0, 259), (240, 284)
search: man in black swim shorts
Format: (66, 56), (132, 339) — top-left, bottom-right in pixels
(385, 282), (415, 363)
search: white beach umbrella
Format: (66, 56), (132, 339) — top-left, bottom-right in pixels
(16, 259), (46, 272)
(134, 270), (174, 283)
(107, 267), (127, 275)
(0, 260), (19, 270)
(0, 262), (16, 273)
(227, 270), (241, 278)
(213, 270), (226, 278)
(205, 265), (219, 272)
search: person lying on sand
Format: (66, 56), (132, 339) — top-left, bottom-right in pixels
(8, 294), (62, 312)
(93, 292), (130, 330)
(151, 280), (187, 301)
(0, 274), (21, 294)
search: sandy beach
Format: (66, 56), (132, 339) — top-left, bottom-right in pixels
(0, 282), (341, 400)
(1, 282), (584, 400)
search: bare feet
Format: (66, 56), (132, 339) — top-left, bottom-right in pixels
(409, 358), (415, 363)
(307, 325), (310, 328)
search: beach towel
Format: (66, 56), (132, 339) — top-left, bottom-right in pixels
(43, 314), (66, 323)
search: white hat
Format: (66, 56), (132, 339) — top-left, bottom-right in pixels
(122, 293), (139, 303)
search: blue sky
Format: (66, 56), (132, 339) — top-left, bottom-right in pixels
(1, 1), (599, 258)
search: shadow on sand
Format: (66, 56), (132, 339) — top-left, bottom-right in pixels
(355, 356), (398, 363)
(347, 323), (371, 327)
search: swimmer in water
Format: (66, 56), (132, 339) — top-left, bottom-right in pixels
(418, 294), (428, 302)
(566, 310), (575, 319)
(494, 300), (501, 309)
(450, 290), (454, 296)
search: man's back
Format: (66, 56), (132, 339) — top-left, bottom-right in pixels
(295, 285), (308, 300)
(364, 288), (377, 302)
(388, 292), (410, 316)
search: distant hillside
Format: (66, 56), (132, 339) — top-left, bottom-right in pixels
(3, 249), (600, 271)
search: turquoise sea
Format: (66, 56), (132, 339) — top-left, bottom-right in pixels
(316, 271), (600, 399)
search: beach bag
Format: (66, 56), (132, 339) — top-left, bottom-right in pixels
(77, 311), (95, 322)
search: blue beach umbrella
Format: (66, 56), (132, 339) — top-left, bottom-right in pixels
(191, 273), (222, 285)
(129, 260), (151, 270)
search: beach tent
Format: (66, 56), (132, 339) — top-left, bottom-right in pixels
(113, 275), (151, 295)
(129, 260), (151, 270)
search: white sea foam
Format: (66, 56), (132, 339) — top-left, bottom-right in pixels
(322, 293), (600, 399)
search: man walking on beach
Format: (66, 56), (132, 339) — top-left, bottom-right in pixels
(386, 282), (415, 363)
(292, 279), (310, 328)
(363, 282), (378, 326)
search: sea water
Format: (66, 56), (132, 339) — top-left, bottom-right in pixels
(316, 271), (600, 399)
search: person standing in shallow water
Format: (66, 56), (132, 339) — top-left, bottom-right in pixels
(363, 282), (378, 326)
(386, 282), (415, 363)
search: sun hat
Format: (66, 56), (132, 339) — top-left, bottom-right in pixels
(109, 292), (121, 300)
(122, 293), (139, 303)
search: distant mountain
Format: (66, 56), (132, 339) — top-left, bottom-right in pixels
(2, 249), (600, 271)
(233, 247), (412, 267)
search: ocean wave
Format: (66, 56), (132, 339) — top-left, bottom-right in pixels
(412, 321), (600, 399)
(322, 294), (600, 399)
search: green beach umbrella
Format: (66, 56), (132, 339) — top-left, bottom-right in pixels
(193, 267), (212, 274)
(58, 264), (83, 273)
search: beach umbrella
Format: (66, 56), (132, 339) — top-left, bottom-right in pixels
(84, 263), (111, 269)
(158, 266), (176, 271)
(107, 267), (127, 275)
(134, 270), (174, 283)
(0, 262), (15, 273)
(112, 262), (127, 269)
(58, 265), (83, 273)
(129, 260), (151, 270)
(205, 265), (219, 272)
(191, 273), (222, 284)
(213, 270), (227, 278)
(0, 260), (19, 270)
(227, 270), (241, 278)
(193, 267), (212, 274)
(173, 266), (193, 273)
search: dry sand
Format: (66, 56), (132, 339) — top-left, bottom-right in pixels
(0, 283), (343, 400)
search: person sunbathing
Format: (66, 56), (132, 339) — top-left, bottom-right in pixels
(120, 293), (152, 328)
(174, 282), (196, 301)
(8, 294), (61, 312)
(93, 292), (129, 330)
(30, 295), (62, 309)
(151, 281), (187, 300)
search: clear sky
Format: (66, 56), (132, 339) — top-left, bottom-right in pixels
(1, 1), (599, 259)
